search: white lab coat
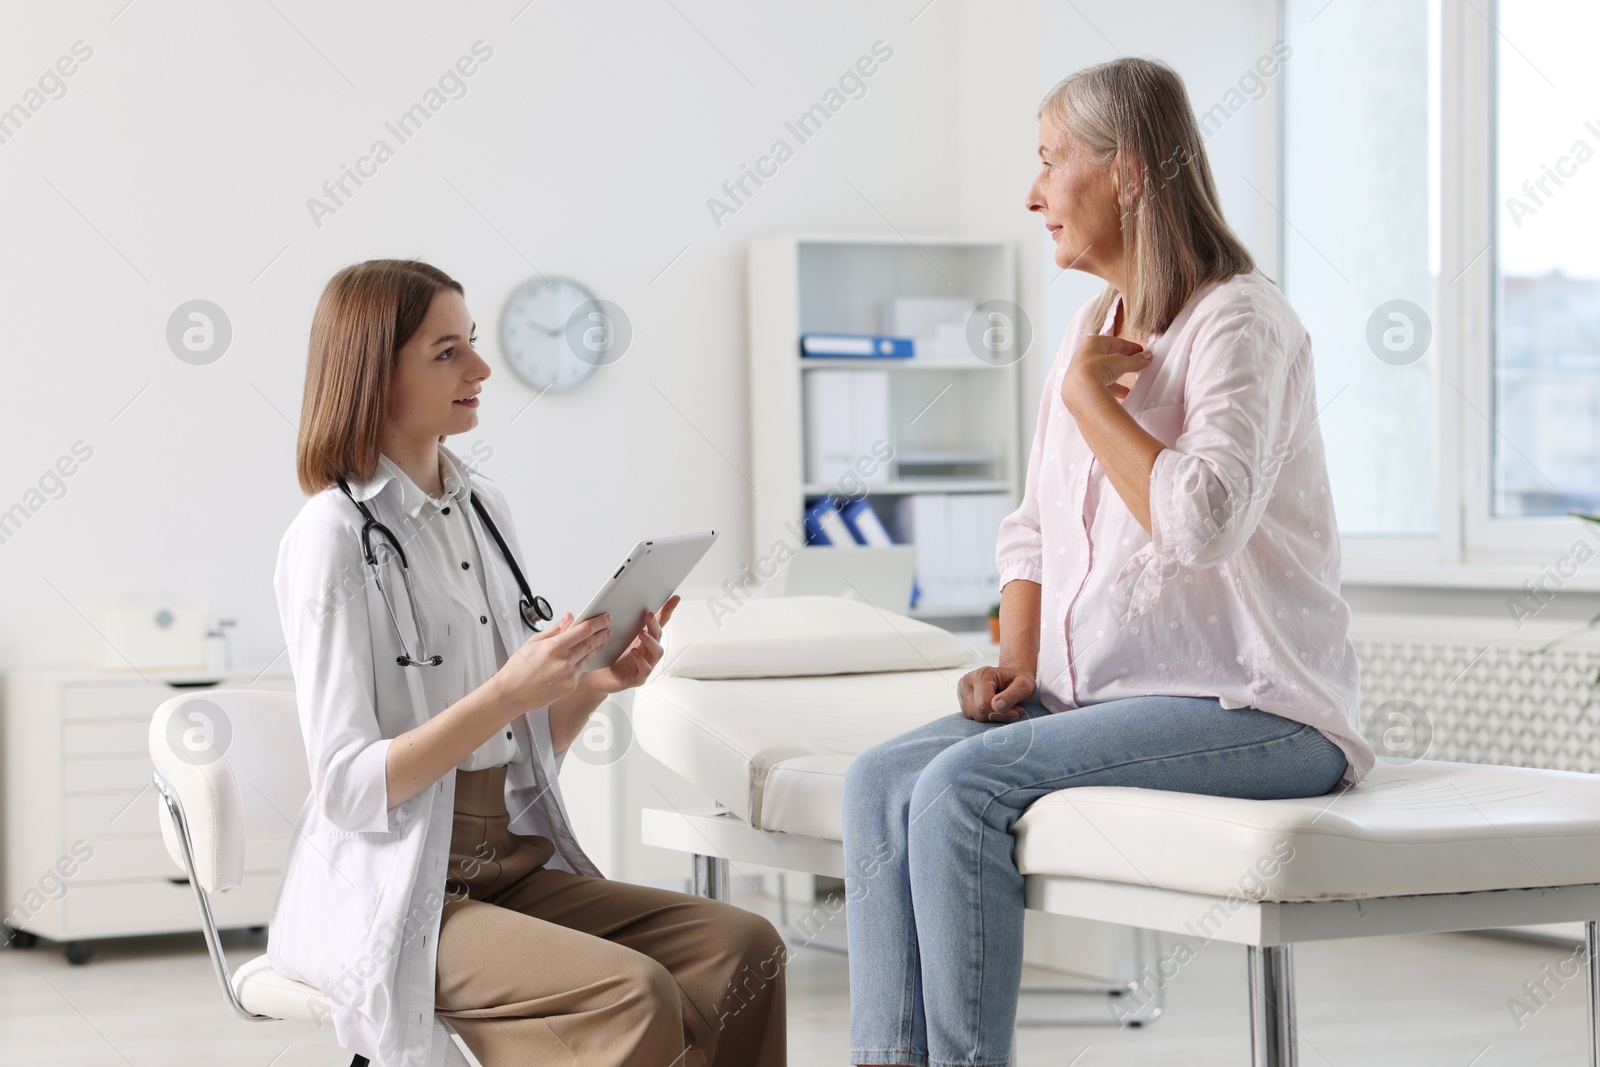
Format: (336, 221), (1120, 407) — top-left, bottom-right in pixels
(268, 444), (601, 1067)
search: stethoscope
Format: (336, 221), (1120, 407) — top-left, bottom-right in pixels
(336, 477), (554, 668)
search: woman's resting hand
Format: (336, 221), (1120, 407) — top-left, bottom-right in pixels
(958, 665), (1037, 724)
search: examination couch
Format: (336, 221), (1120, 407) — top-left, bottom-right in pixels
(634, 595), (1600, 1067)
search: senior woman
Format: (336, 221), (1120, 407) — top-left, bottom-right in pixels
(841, 56), (1375, 1067)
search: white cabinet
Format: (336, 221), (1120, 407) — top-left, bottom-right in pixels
(2, 669), (294, 960)
(747, 234), (1025, 624)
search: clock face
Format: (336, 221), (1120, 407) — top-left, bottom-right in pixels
(500, 277), (600, 392)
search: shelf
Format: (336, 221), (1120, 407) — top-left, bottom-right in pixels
(749, 233), (1023, 634)
(908, 604), (996, 619)
(799, 358), (1006, 371)
(803, 480), (1012, 496)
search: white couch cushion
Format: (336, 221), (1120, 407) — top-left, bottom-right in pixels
(762, 755), (858, 840)
(640, 599), (1600, 903)
(633, 669), (966, 831)
(657, 596), (979, 680)
(637, 667), (1600, 902)
(1014, 759), (1600, 902)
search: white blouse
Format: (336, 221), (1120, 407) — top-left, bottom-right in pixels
(378, 452), (524, 771)
(996, 271), (1374, 785)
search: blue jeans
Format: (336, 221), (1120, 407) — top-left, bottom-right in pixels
(840, 693), (1348, 1067)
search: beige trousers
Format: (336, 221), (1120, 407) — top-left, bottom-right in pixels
(433, 766), (787, 1067)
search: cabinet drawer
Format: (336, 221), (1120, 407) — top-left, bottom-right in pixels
(71, 835), (180, 882)
(58, 677), (293, 723)
(75, 834), (291, 885)
(66, 792), (165, 840)
(63, 719), (148, 757)
(61, 681), (196, 722)
(64, 755), (153, 793)
(67, 787), (303, 850)
(63, 872), (282, 936)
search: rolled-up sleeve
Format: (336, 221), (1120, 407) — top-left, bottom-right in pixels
(274, 514), (398, 835)
(1147, 304), (1300, 571)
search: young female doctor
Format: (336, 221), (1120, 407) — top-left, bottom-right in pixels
(271, 259), (787, 1067)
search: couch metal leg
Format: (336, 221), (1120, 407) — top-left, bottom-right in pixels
(692, 854), (730, 902)
(1246, 944), (1297, 1067)
(349, 1057), (369, 1066)
(1586, 920), (1598, 1067)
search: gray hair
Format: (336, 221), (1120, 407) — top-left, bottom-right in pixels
(1039, 57), (1257, 335)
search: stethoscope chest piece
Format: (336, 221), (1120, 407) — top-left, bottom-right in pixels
(521, 595), (554, 632)
(336, 475), (552, 669)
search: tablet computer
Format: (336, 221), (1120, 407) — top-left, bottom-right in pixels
(575, 529), (718, 671)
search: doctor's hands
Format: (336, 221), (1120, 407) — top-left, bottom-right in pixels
(958, 665), (1037, 724)
(583, 595), (680, 697)
(1061, 334), (1151, 407)
(489, 612), (611, 716)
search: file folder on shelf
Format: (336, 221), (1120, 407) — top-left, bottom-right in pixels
(839, 498), (894, 546)
(804, 370), (889, 486)
(892, 493), (1013, 610)
(803, 499), (860, 547)
(800, 333), (914, 359)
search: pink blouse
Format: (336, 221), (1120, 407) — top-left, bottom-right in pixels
(995, 270), (1374, 786)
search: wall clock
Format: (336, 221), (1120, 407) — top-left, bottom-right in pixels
(500, 276), (610, 392)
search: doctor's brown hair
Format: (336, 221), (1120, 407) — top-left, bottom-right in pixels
(296, 259), (464, 495)
(1040, 57), (1257, 336)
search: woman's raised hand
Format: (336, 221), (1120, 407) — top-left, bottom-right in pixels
(957, 665), (1038, 724)
(490, 612), (611, 715)
(586, 595), (681, 696)
(1062, 333), (1152, 404)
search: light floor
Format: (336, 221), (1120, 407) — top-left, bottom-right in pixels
(2, 893), (1591, 1066)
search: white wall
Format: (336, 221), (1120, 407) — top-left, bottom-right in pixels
(0, 1), (978, 672)
(0, 0), (1299, 671)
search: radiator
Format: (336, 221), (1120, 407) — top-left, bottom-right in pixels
(1350, 613), (1600, 772)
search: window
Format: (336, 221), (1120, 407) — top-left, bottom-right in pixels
(1282, 0), (1441, 538)
(1494, 0), (1600, 518)
(1282, 0), (1596, 566)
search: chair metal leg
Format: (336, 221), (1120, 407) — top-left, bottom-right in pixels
(692, 853), (730, 902)
(153, 772), (270, 1021)
(1246, 944), (1297, 1067)
(1586, 920), (1599, 1067)
(441, 1017), (487, 1067)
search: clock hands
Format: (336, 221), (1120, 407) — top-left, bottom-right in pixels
(520, 318), (564, 338)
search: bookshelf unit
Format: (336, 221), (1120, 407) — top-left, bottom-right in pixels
(747, 233), (1023, 625)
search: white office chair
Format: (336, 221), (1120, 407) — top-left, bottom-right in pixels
(148, 689), (483, 1067)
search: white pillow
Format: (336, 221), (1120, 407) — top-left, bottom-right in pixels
(656, 595), (980, 679)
